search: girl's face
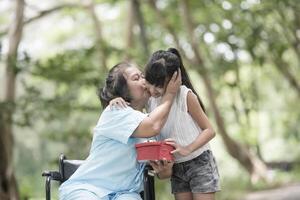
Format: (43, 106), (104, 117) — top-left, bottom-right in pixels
(146, 82), (166, 98)
(124, 66), (150, 107)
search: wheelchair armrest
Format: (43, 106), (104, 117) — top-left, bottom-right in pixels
(42, 171), (62, 181)
(42, 170), (63, 200)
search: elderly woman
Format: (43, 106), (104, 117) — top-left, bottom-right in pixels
(59, 62), (181, 200)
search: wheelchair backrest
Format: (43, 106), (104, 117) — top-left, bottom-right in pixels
(59, 154), (84, 182)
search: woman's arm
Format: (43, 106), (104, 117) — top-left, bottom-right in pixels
(167, 91), (215, 156)
(132, 70), (181, 138)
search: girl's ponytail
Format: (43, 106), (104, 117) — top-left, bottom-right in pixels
(167, 48), (206, 112)
(167, 48), (189, 87)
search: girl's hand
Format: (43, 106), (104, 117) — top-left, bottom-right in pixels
(109, 97), (129, 109)
(165, 69), (182, 96)
(149, 159), (173, 173)
(165, 138), (192, 156)
(149, 159), (174, 179)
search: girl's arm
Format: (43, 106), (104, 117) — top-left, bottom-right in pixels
(132, 70), (181, 138)
(167, 91), (215, 156)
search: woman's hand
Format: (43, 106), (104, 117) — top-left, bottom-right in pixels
(109, 97), (129, 109)
(165, 138), (192, 157)
(149, 159), (174, 179)
(165, 69), (182, 96)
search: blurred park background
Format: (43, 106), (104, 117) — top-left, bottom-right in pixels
(0, 0), (300, 199)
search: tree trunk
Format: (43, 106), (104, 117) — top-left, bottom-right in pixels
(273, 10), (300, 96)
(273, 57), (300, 97)
(124, 0), (135, 61)
(132, 0), (150, 57)
(1, 0), (25, 199)
(180, 0), (268, 182)
(84, 1), (108, 72)
(276, 8), (300, 62)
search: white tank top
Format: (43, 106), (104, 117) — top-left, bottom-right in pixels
(147, 85), (210, 163)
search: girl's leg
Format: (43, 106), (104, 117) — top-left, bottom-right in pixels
(174, 192), (193, 200)
(193, 192), (215, 200)
(188, 151), (220, 199)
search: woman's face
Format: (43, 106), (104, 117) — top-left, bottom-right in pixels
(124, 66), (150, 107)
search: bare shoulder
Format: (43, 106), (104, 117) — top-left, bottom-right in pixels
(186, 91), (203, 112)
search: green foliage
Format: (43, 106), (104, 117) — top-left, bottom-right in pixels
(1, 0), (299, 199)
(33, 48), (99, 84)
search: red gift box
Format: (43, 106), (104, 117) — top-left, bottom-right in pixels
(135, 141), (174, 162)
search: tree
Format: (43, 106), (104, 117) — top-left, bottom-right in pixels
(180, 0), (268, 182)
(0, 0), (24, 199)
(84, 0), (109, 72)
(132, 0), (150, 57)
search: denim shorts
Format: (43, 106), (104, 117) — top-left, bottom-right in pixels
(171, 150), (220, 194)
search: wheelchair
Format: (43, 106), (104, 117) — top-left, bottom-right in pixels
(42, 154), (155, 200)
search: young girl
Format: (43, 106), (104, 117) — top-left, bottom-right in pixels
(111, 48), (220, 200)
(147, 48), (220, 200)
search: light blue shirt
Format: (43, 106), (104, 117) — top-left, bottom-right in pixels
(59, 106), (147, 199)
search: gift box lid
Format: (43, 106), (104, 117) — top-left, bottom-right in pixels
(135, 141), (167, 148)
